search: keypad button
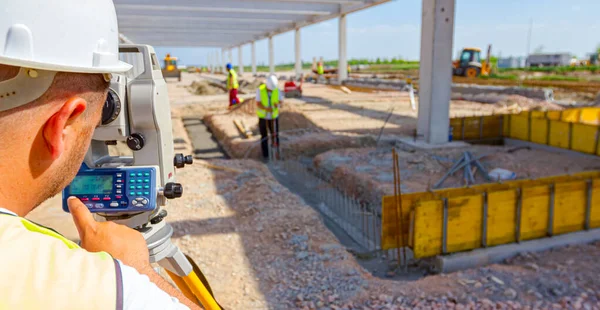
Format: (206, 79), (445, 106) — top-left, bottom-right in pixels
(94, 203), (104, 209)
(116, 190), (122, 194)
(135, 197), (144, 202)
(136, 191), (143, 195)
(141, 199), (148, 205)
(137, 173), (142, 177)
(120, 201), (128, 206)
(110, 202), (119, 207)
(116, 179), (123, 183)
(85, 203), (94, 209)
(92, 197), (100, 201)
(129, 192), (135, 196)
(80, 198), (89, 202)
(143, 191), (150, 195)
(116, 184), (122, 189)
(129, 185), (135, 189)
(144, 185), (150, 189)
(116, 173), (123, 177)
(144, 172), (150, 176)
(129, 173), (136, 177)
(130, 180), (136, 183)
(144, 179), (149, 183)
(115, 195), (122, 199)
(136, 185), (142, 189)
(102, 197), (111, 201)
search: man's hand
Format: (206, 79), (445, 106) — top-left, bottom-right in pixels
(68, 197), (151, 273)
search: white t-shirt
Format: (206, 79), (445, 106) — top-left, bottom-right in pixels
(0, 208), (188, 310)
(256, 88), (284, 120)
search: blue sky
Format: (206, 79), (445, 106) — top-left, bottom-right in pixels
(153, 0), (600, 66)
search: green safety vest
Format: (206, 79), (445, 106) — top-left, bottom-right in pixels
(0, 212), (119, 309)
(227, 69), (239, 90)
(256, 84), (279, 119)
(317, 64), (324, 75)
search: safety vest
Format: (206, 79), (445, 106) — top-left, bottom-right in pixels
(227, 69), (239, 90)
(0, 212), (120, 310)
(317, 64), (324, 75)
(256, 84), (279, 119)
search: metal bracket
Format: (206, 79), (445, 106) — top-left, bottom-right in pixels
(515, 188), (523, 243)
(481, 192), (488, 248)
(548, 184), (555, 236)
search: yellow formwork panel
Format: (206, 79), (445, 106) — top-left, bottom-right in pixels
(561, 109), (581, 123)
(503, 114), (510, 136)
(530, 111), (546, 119)
(450, 118), (463, 140)
(553, 181), (587, 235)
(579, 108), (600, 125)
(381, 194), (419, 250)
(447, 195), (483, 253)
(486, 190), (517, 246)
(571, 123), (598, 154)
(591, 180), (600, 229)
(548, 120), (571, 149)
(547, 111), (562, 121)
(530, 118), (549, 145)
(412, 200), (443, 258)
(481, 116), (504, 139)
(509, 114), (530, 141)
(520, 185), (550, 240)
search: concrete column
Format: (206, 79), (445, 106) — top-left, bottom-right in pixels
(295, 28), (302, 77)
(417, 0), (455, 144)
(251, 41), (257, 76)
(215, 51), (220, 73)
(238, 46), (244, 75)
(228, 49), (233, 65)
(268, 36), (275, 75)
(208, 53), (212, 72)
(221, 49), (226, 73)
(338, 14), (348, 81)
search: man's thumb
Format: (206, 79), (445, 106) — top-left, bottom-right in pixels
(68, 197), (96, 236)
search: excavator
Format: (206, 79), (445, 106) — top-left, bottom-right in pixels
(162, 53), (182, 82)
(453, 45), (492, 78)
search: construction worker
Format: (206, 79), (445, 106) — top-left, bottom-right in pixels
(256, 75), (284, 160)
(317, 61), (325, 76)
(226, 63), (240, 107)
(0, 1), (199, 309)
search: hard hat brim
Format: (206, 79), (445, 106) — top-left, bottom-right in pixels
(0, 55), (133, 74)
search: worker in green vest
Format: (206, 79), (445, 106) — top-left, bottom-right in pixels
(317, 61), (325, 75)
(256, 75), (284, 160)
(226, 63), (240, 107)
(0, 1), (200, 309)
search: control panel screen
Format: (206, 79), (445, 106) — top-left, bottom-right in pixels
(70, 175), (113, 195)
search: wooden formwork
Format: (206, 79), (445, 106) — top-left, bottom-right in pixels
(381, 171), (600, 258)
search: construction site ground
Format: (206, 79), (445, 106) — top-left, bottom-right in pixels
(27, 72), (600, 309)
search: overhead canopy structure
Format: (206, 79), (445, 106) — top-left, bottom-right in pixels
(114, 0), (390, 48)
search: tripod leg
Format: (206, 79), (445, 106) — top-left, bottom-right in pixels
(182, 271), (222, 310)
(166, 269), (201, 307)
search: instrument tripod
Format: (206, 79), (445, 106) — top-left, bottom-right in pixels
(141, 215), (222, 310)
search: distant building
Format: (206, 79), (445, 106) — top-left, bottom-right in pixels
(498, 57), (526, 69)
(526, 53), (571, 67)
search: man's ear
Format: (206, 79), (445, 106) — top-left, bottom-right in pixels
(42, 97), (88, 160)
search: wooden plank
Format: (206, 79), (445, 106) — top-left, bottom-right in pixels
(530, 117), (549, 145)
(486, 189), (518, 246)
(553, 181), (587, 235)
(548, 120), (571, 149)
(509, 113), (530, 141)
(571, 123), (598, 154)
(520, 185), (551, 240)
(412, 200), (443, 258)
(446, 195), (483, 253)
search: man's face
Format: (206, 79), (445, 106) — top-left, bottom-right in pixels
(42, 89), (106, 201)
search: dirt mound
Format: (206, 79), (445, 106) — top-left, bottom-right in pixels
(186, 80), (226, 95)
(495, 95), (564, 112)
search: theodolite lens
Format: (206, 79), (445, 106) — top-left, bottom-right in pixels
(101, 89), (122, 125)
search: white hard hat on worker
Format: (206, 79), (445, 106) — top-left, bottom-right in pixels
(266, 75), (279, 91)
(0, 0), (131, 112)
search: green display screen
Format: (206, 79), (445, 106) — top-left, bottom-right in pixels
(70, 175), (113, 195)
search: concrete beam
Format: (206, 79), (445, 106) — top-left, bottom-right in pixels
(295, 28), (302, 77)
(251, 42), (257, 76)
(269, 36), (275, 75)
(417, 0), (455, 144)
(338, 14), (348, 81)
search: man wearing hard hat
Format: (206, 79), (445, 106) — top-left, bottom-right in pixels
(0, 1), (198, 309)
(226, 63), (240, 107)
(256, 75), (284, 160)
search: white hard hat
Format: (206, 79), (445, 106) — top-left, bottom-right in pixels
(266, 75), (279, 90)
(0, 0), (131, 74)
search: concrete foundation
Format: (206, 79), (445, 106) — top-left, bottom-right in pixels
(397, 136), (470, 151)
(435, 228), (600, 273)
